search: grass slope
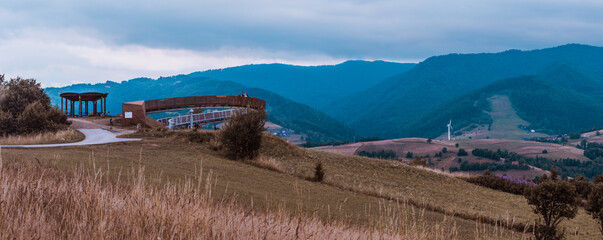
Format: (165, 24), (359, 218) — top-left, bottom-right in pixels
(483, 95), (536, 139)
(45, 77), (356, 143)
(3, 130), (600, 239)
(326, 44), (603, 139)
(0, 159), (433, 239)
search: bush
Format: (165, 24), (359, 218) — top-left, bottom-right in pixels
(442, 147), (447, 153)
(405, 152), (413, 158)
(18, 101), (49, 134)
(457, 148), (468, 156)
(524, 180), (578, 240)
(0, 75), (68, 135)
(0, 110), (14, 136)
(313, 161), (325, 182)
(569, 176), (593, 200)
(542, 149), (548, 154)
(586, 183), (603, 236)
(219, 109), (267, 160)
(455, 143), (459, 148)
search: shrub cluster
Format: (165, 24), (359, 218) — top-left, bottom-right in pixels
(471, 148), (501, 161)
(450, 159), (529, 172)
(464, 173), (534, 195)
(457, 148), (468, 156)
(586, 183), (603, 236)
(0, 75), (69, 135)
(584, 142), (603, 160)
(357, 150), (396, 159)
(526, 156), (603, 180)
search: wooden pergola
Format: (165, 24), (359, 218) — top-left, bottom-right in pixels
(59, 92), (108, 117)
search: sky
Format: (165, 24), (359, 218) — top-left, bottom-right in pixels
(1, 0), (603, 87)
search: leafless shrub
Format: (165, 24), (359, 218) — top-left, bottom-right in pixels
(219, 109), (267, 160)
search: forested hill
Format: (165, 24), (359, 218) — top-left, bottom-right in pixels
(189, 60), (416, 109)
(45, 76), (358, 143)
(397, 65), (603, 138)
(325, 44), (603, 139)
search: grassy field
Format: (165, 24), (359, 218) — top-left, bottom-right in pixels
(317, 136), (586, 180)
(0, 158), (444, 239)
(0, 128), (84, 145)
(2, 129), (600, 239)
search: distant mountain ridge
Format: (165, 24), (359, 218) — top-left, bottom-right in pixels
(45, 76), (358, 143)
(189, 60), (416, 109)
(399, 65), (603, 138)
(325, 44), (603, 139)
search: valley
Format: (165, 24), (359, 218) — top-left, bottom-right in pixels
(5, 44), (603, 239)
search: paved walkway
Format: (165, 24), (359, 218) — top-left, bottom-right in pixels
(2, 119), (141, 148)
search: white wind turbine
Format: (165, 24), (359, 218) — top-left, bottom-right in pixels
(447, 120), (453, 141)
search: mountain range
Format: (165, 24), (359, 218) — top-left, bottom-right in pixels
(324, 44), (603, 138)
(45, 44), (603, 143)
(189, 60), (416, 109)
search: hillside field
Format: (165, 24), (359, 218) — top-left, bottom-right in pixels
(2, 129), (601, 239)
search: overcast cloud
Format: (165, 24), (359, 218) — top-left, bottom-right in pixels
(1, 0), (603, 87)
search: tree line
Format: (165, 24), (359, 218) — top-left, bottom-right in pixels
(357, 150), (397, 159)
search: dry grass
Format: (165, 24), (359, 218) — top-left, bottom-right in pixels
(251, 155), (286, 172)
(0, 130), (528, 239)
(0, 128), (84, 145)
(11, 128), (592, 239)
(0, 155), (471, 239)
(259, 134), (600, 239)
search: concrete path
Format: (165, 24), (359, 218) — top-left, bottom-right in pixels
(2, 119), (141, 148)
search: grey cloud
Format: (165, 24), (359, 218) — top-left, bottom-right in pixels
(2, 0), (603, 60)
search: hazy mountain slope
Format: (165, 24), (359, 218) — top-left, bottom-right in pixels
(45, 76), (358, 143)
(189, 60), (416, 109)
(326, 44), (603, 138)
(399, 66), (603, 138)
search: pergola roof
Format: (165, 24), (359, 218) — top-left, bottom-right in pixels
(60, 92), (108, 102)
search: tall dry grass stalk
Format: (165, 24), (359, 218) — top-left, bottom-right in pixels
(0, 158), (464, 239)
(0, 128), (83, 145)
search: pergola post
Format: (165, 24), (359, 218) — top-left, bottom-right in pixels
(61, 97), (64, 112)
(104, 96), (107, 115)
(85, 101), (88, 116)
(71, 100), (75, 117)
(93, 100), (97, 115)
(78, 96), (82, 117)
